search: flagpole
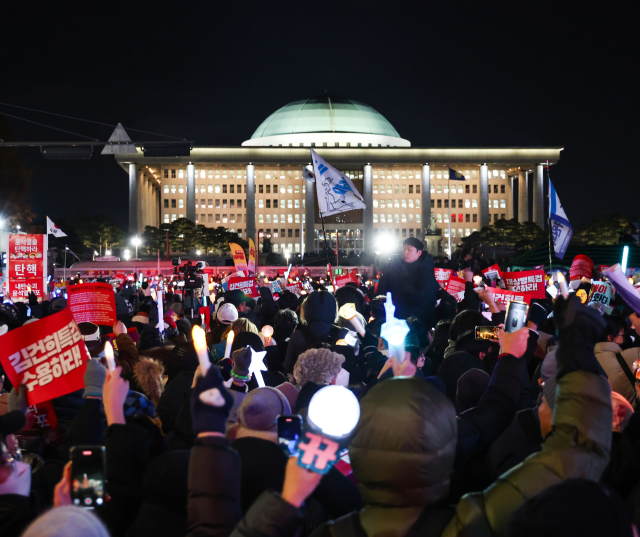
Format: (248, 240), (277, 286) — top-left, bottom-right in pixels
(547, 167), (553, 273)
(320, 212), (331, 267)
(447, 177), (451, 259)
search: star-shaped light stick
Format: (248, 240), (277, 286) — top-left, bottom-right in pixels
(379, 293), (410, 363)
(248, 345), (268, 387)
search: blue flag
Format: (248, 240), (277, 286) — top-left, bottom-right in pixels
(449, 168), (466, 181)
(549, 178), (572, 259)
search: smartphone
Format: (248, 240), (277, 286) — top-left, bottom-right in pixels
(344, 332), (358, 347)
(505, 301), (528, 333)
(70, 446), (106, 508)
(277, 415), (302, 455)
(546, 284), (559, 299)
(475, 326), (500, 340)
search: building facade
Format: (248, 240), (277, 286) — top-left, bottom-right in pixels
(115, 96), (562, 255)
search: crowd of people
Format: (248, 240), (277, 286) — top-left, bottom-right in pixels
(1, 236), (640, 536)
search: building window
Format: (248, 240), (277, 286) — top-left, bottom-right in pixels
(408, 199), (414, 208)
(493, 199), (499, 208)
(430, 185), (435, 194)
(452, 214), (456, 223)
(257, 214), (263, 223)
(373, 214), (379, 223)
(387, 184), (392, 193)
(444, 213), (449, 223)
(294, 199), (300, 209)
(437, 199), (442, 208)
(501, 185), (505, 194)
(171, 214), (176, 222)
(472, 185), (477, 194)
(408, 214), (414, 222)
(401, 185), (406, 194)
(237, 199), (242, 208)
(473, 214), (478, 222)
(171, 170), (176, 179)
(437, 214), (442, 223)
(230, 184), (235, 194)
(395, 214), (400, 223)
(287, 214), (293, 223)
(275, 199), (280, 208)
(380, 214), (386, 223)
(401, 199), (407, 208)
(472, 199), (478, 208)
(437, 185), (442, 194)
(238, 185), (242, 194)
(409, 185), (413, 194)
(257, 199), (263, 209)
(178, 199), (184, 209)
(295, 185), (300, 193)
(164, 214), (169, 223)
(266, 200), (271, 209)
(500, 199), (506, 209)
(222, 185), (227, 194)
(171, 199), (176, 208)
(465, 214), (470, 222)
(171, 184), (176, 193)
(215, 185), (221, 194)
(266, 215), (271, 223)
(494, 185), (498, 194)
(163, 184), (169, 194)
(273, 214), (278, 224)
(222, 199), (227, 208)
(394, 199), (400, 208)
(430, 200), (434, 208)
(295, 214), (300, 223)
(163, 199), (169, 208)
(444, 200), (449, 209)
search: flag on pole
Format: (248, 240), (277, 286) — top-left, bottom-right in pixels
(311, 149), (366, 217)
(449, 168), (466, 180)
(302, 164), (315, 182)
(549, 179), (572, 259)
(46, 217), (67, 237)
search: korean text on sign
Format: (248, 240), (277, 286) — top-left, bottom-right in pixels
(0, 308), (89, 405)
(501, 270), (546, 299)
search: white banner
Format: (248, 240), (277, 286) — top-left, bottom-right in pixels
(311, 149), (366, 217)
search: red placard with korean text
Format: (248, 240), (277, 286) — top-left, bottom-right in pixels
(482, 264), (502, 279)
(285, 282), (303, 296)
(0, 308), (90, 405)
(445, 275), (466, 297)
(501, 270), (546, 299)
(484, 287), (532, 308)
(227, 276), (259, 298)
(68, 282), (117, 326)
(8, 234), (47, 303)
(334, 272), (358, 289)
(434, 268), (453, 288)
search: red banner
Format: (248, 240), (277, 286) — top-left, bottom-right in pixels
(446, 275), (466, 297)
(68, 282), (117, 326)
(434, 268), (453, 288)
(8, 234), (46, 303)
(502, 270), (546, 299)
(334, 272), (358, 289)
(0, 308), (90, 405)
(482, 264), (502, 279)
(228, 276), (259, 298)
(484, 287), (532, 307)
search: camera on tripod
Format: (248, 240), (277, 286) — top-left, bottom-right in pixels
(179, 260), (203, 290)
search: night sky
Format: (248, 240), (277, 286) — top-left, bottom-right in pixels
(2, 2), (637, 230)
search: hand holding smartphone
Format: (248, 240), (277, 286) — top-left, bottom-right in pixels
(69, 446), (106, 508)
(277, 415), (302, 455)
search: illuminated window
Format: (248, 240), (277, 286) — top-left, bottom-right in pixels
(408, 214), (414, 222)
(416, 200), (421, 209)
(401, 185), (406, 194)
(437, 214), (442, 223)
(430, 185), (435, 194)
(444, 213), (449, 223)
(287, 200), (293, 209)
(295, 214), (300, 223)
(394, 185), (399, 194)
(215, 185), (221, 193)
(416, 214), (421, 223)
(408, 199), (414, 208)
(178, 199), (184, 209)
(373, 200), (379, 208)
(163, 185), (169, 193)
(373, 184), (378, 194)
(295, 185), (300, 194)
(171, 214), (176, 222)
(266, 215), (271, 223)
(437, 185), (442, 194)
(395, 214), (400, 223)
(164, 214), (169, 223)
(380, 214), (386, 223)
(258, 199), (264, 208)
(472, 199), (478, 208)
(373, 214), (378, 223)
(288, 185), (292, 194)
(273, 214), (278, 223)
(258, 214), (263, 223)
(452, 214), (457, 223)
(288, 214), (293, 223)
(493, 199), (499, 208)
(451, 229), (456, 238)
(388, 214), (393, 222)
(200, 185), (205, 193)
(465, 199), (471, 208)
(280, 185), (285, 194)
(444, 184), (449, 194)
(394, 200), (399, 208)
(387, 184), (393, 193)
(500, 199), (506, 209)
(171, 184), (176, 193)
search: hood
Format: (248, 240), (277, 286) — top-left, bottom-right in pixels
(303, 291), (337, 336)
(349, 377), (457, 508)
(437, 351), (485, 403)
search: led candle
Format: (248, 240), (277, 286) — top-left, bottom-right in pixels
(192, 325), (211, 375)
(104, 341), (115, 372)
(338, 303), (365, 337)
(224, 330), (234, 358)
(557, 271), (569, 299)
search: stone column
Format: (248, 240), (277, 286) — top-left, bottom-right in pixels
(305, 169), (315, 254)
(533, 164), (544, 227)
(128, 163), (138, 234)
(186, 164), (196, 222)
(245, 164), (256, 242)
(480, 164), (489, 228)
(156, 186), (161, 227)
(137, 169), (145, 234)
(422, 164), (430, 239)
(507, 176), (515, 220)
(363, 164), (373, 253)
(518, 170), (528, 222)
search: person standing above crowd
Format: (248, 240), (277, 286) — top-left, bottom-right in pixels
(376, 237), (438, 330)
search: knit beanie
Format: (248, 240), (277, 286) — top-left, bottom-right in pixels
(231, 348), (252, 380)
(21, 506), (110, 537)
(237, 387), (291, 432)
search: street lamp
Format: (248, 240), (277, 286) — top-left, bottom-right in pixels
(93, 250), (98, 260)
(196, 250), (202, 256)
(131, 236), (141, 259)
(124, 249), (131, 261)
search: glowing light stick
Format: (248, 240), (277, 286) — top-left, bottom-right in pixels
(104, 341), (115, 372)
(248, 346), (267, 387)
(156, 291), (164, 334)
(224, 330), (234, 358)
(192, 325), (210, 375)
(261, 325), (274, 345)
(556, 272), (569, 299)
(380, 293), (410, 362)
(338, 303), (365, 337)
(622, 245), (629, 274)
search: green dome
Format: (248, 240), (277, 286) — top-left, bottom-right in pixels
(250, 96), (401, 139)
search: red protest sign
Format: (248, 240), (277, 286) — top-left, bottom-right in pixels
(228, 276), (259, 298)
(485, 287), (532, 307)
(8, 234), (46, 303)
(446, 275), (466, 297)
(199, 306), (210, 329)
(434, 268), (453, 288)
(334, 272), (358, 289)
(502, 270), (546, 299)
(482, 264), (502, 279)
(285, 282), (303, 296)
(0, 308), (90, 406)
(68, 282), (117, 326)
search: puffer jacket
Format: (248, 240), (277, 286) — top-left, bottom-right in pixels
(377, 253), (438, 328)
(594, 341), (640, 405)
(229, 369), (612, 537)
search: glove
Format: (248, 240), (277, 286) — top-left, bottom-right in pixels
(83, 358), (107, 399)
(554, 295), (606, 380)
(8, 384), (28, 414)
(190, 364), (234, 435)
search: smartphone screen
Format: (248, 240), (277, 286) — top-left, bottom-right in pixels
(277, 415), (302, 455)
(475, 326), (499, 340)
(70, 446), (106, 508)
(505, 301), (528, 333)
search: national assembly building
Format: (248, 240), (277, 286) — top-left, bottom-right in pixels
(113, 96), (562, 256)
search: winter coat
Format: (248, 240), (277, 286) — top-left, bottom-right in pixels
(229, 369), (612, 537)
(594, 341), (640, 405)
(376, 253), (438, 329)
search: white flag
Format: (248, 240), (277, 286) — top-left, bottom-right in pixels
(47, 216), (67, 237)
(311, 149), (366, 217)
(548, 179), (572, 260)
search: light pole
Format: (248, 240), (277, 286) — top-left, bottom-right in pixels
(124, 249), (131, 261)
(64, 246), (68, 281)
(132, 236), (141, 259)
